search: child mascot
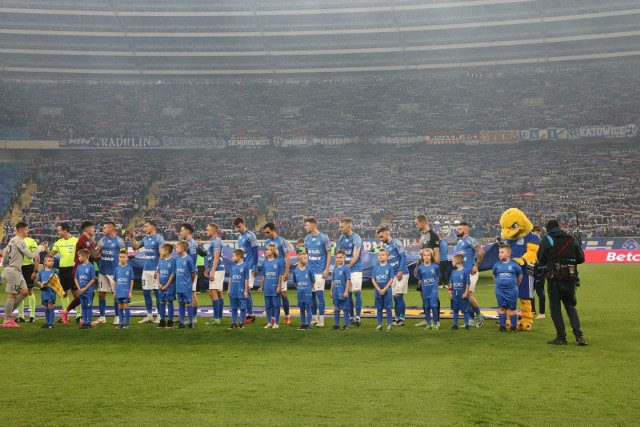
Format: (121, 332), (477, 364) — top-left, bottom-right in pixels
(499, 208), (541, 331)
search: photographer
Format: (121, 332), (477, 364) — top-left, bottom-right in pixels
(536, 220), (587, 346)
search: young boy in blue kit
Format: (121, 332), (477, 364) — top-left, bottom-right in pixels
(75, 249), (96, 329)
(330, 251), (351, 330)
(228, 249), (249, 330)
(175, 241), (196, 329)
(449, 253), (471, 330)
(259, 244), (283, 329)
(113, 249), (134, 329)
(493, 244), (523, 333)
(37, 254), (58, 328)
(416, 248), (441, 330)
(292, 249), (315, 330)
(156, 243), (176, 328)
(371, 248), (394, 332)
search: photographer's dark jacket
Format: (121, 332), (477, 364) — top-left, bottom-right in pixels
(537, 227), (585, 275)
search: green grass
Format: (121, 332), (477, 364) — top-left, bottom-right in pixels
(1, 264), (638, 426)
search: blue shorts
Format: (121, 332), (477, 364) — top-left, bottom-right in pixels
(374, 291), (393, 310)
(298, 301), (312, 311)
(496, 287), (518, 310)
(297, 294), (312, 306)
(160, 290), (176, 303)
(177, 292), (192, 304)
(116, 297), (131, 305)
(333, 298), (349, 311)
(451, 295), (469, 313)
(230, 297), (247, 311)
(422, 295), (438, 310)
(265, 295), (281, 309)
(518, 274), (534, 299)
(79, 293), (93, 308)
(42, 298), (55, 307)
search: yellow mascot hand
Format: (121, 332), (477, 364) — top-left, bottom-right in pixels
(523, 242), (540, 265)
(512, 257), (525, 266)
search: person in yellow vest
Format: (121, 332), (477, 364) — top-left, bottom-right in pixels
(15, 235), (40, 322)
(50, 223), (79, 321)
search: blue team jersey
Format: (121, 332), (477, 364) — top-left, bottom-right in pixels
(238, 230), (259, 271)
(229, 263), (250, 299)
(113, 265), (134, 299)
(337, 232), (363, 273)
(185, 238), (199, 265)
(454, 236), (480, 271)
(331, 264), (351, 300)
(417, 263), (440, 290)
(493, 260), (523, 289)
(293, 267), (314, 304)
(38, 268), (58, 301)
(440, 240), (449, 261)
(206, 237), (226, 272)
(265, 235), (289, 271)
(262, 258), (282, 297)
(304, 232), (331, 275)
(449, 268), (470, 296)
(98, 236), (126, 275)
(157, 257), (176, 287)
(140, 234), (165, 271)
(75, 263), (96, 291)
(174, 255), (196, 294)
(384, 238), (409, 275)
(371, 263), (393, 294)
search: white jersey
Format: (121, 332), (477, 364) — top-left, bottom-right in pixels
(1, 236), (41, 271)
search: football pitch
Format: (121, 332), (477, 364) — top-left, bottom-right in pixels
(0, 264), (637, 426)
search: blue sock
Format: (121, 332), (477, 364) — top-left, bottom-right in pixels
(499, 313), (507, 328)
(281, 295), (290, 316)
(46, 308), (52, 324)
(232, 307), (238, 324)
(143, 289), (153, 315)
(475, 306), (481, 316)
(400, 297), (406, 319)
(343, 309), (349, 326)
(119, 306), (124, 324)
(125, 308), (130, 326)
(217, 299), (224, 320)
(334, 310), (340, 326)
(425, 302), (431, 323)
(212, 300), (218, 320)
(99, 299), (106, 317)
(311, 292), (318, 315)
(393, 296), (402, 319)
(246, 293), (253, 315)
(240, 308), (246, 324)
(305, 305), (312, 325)
(84, 306), (92, 325)
(274, 304), (280, 324)
(317, 291), (325, 315)
(113, 298), (119, 317)
(453, 310), (459, 326)
(469, 308), (475, 320)
(432, 307), (439, 323)
(348, 292), (355, 318)
(386, 308), (393, 325)
(159, 303), (166, 321)
(265, 306), (272, 324)
(377, 309), (383, 326)
(463, 311), (470, 325)
(188, 306), (194, 324)
(153, 289), (160, 314)
(300, 306), (306, 325)
(167, 303), (174, 322)
(179, 304), (185, 324)
(355, 292), (362, 318)
(510, 314), (518, 329)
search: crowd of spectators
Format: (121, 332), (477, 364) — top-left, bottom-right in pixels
(6, 142), (638, 244)
(1, 62), (639, 140)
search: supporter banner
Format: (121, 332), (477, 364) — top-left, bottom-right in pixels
(568, 124), (639, 140)
(225, 137), (271, 148)
(582, 237), (640, 250)
(369, 135), (423, 147)
(313, 136), (362, 146)
(161, 108), (183, 117)
(479, 130), (519, 144)
(462, 133), (480, 145)
(60, 137), (161, 148)
(424, 132), (464, 145)
(585, 250), (640, 263)
(160, 137), (224, 149)
(273, 136), (314, 148)
(519, 128), (561, 141)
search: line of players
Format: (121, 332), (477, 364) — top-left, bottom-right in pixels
(4, 216), (521, 331)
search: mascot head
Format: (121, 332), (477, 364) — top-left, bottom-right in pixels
(500, 208), (534, 241)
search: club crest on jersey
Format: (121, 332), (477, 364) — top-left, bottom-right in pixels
(517, 238), (525, 245)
